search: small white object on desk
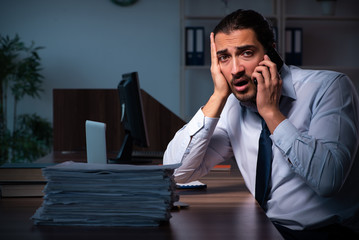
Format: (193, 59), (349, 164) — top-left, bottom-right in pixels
(176, 180), (207, 189)
(85, 120), (107, 164)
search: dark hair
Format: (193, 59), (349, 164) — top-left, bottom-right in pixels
(213, 9), (275, 51)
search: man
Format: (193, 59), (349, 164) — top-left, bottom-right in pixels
(164, 9), (359, 239)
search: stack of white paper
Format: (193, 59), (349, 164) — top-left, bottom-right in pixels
(31, 161), (179, 227)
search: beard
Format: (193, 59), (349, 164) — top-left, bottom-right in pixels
(229, 73), (257, 103)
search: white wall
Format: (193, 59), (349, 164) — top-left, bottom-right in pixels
(0, 0), (180, 126)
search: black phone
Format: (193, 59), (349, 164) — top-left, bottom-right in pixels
(266, 47), (283, 71)
(254, 47), (283, 85)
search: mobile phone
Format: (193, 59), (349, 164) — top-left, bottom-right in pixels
(254, 47), (283, 85)
(266, 47), (283, 71)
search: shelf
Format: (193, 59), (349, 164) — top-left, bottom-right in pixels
(184, 15), (224, 20)
(285, 15), (359, 21)
(301, 66), (359, 71)
(184, 65), (210, 70)
(185, 65), (359, 69)
(179, 0), (358, 121)
(184, 14), (279, 21)
(184, 65), (359, 72)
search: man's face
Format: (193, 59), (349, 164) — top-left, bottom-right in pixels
(215, 29), (265, 103)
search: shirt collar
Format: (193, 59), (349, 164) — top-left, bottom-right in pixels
(280, 64), (297, 100)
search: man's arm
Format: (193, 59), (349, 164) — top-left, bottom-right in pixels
(163, 33), (233, 183)
(202, 33), (231, 118)
(163, 109), (231, 183)
(248, 48), (358, 197)
(272, 73), (359, 197)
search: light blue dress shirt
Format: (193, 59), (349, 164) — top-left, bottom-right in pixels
(163, 64), (359, 231)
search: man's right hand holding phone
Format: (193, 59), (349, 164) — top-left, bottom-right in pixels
(252, 55), (286, 133)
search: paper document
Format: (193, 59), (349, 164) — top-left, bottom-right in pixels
(31, 161), (180, 227)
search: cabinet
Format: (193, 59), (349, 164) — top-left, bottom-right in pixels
(179, 0), (359, 121)
(283, 0), (359, 80)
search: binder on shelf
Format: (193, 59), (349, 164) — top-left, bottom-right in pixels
(273, 26), (278, 47)
(285, 28), (303, 66)
(272, 26), (280, 53)
(185, 27), (204, 66)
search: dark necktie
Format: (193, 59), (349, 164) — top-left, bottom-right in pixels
(255, 118), (273, 209)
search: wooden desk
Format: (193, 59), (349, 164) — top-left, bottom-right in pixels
(0, 170), (283, 240)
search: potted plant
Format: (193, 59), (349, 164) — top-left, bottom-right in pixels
(0, 34), (52, 164)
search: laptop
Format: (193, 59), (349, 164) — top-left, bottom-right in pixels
(85, 120), (107, 164)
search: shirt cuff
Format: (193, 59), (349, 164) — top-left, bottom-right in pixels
(186, 108), (219, 138)
(271, 119), (299, 155)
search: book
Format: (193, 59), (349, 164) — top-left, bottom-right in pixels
(0, 163), (54, 182)
(0, 182), (45, 197)
(212, 164), (232, 171)
(0, 162), (53, 197)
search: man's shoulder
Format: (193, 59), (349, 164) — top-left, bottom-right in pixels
(289, 66), (350, 93)
(288, 66), (358, 104)
(289, 65), (346, 84)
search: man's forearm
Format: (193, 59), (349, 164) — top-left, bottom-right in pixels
(202, 92), (228, 118)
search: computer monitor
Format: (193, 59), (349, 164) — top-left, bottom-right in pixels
(112, 72), (150, 163)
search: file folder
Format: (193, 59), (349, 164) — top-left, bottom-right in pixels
(185, 27), (204, 65)
(293, 28), (303, 66)
(285, 28), (303, 66)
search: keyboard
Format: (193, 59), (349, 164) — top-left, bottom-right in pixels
(131, 150), (164, 159)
